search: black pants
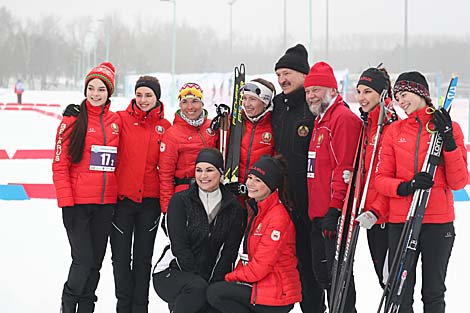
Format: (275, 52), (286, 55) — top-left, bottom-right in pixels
(367, 223), (389, 288)
(110, 198), (161, 313)
(207, 281), (294, 313)
(388, 223), (455, 313)
(17, 93), (22, 104)
(310, 219), (357, 313)
(153, 268), (214, 313)
(61, 204), (114, 313)
(292, 215), (325, 313)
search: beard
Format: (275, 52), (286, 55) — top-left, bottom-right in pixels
(308, 92), (333, 115)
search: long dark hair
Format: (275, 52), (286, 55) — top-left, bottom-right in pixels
(273, 154), (294, 210)
(67, 99), (88, 163)
(378, 67), (393, 99)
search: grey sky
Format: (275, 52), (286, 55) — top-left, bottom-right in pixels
(2, 0), (470, 45)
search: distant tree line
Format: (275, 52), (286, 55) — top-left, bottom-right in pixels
(1, 6), (469, 93)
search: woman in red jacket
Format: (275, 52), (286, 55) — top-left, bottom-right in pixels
(207, 155), (302, 313)
(375, 71), (467, 313)
(52, 62), (120, 313)
(352, 66), (398, 289)
(225, 78), (276, 198)
(158, 82), (218, 214)
(111, 76), (171, 313)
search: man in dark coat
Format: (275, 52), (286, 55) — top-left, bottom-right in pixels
(272, 43), (325, 313)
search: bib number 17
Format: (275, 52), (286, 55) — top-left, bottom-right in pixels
(90, 145), (118, 172)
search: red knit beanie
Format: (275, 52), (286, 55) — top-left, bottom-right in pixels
(84, 62), (116, 96)
(304, 61), (338, 89)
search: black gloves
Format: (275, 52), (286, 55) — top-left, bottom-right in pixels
(63, 104), (80, 117)
(321, 208), (341, 240)
(397, 172), (434, 196)
(432, 108), (457, 151)
(225, 182), (247, 196)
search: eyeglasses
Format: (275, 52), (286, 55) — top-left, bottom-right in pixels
(241, 82), (274, 105)
(242, 83), (262, 96)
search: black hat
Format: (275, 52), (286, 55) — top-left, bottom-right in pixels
(196, 148), (224, 174)
(274, 44), (310, 75)
(393, 71), (432, 105)
(135, 76), (161, 100)
(357, 67), (390, 95)
(248, 155), (282, 192)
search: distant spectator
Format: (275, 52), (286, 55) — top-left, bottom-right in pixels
(14, 79), (24, 104)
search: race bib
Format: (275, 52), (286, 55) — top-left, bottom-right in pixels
(307, 151), (316, 178)
(90, 145), (117, 172)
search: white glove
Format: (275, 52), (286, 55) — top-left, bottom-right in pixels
(342, 170), (352, 184)
(355, 211), (378, 229)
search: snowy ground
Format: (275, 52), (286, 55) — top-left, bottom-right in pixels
(1, 90), (469, 313)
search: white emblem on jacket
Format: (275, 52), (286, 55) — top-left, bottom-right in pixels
(271, 230), (281, 241)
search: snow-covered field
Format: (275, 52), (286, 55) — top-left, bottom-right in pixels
(1, 90), (469, 313)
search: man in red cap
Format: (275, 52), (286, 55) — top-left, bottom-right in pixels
(305, 61), (361, 313)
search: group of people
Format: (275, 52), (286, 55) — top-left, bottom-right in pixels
(52, 42), (466, 313)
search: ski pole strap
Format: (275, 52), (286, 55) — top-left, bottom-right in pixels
(174, 177), (195, 186)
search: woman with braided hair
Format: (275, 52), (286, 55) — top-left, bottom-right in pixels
(52, 62), (120, 313)
(375, 71), (467, 312)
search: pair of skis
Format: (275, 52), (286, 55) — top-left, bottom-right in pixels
(378, 75), (459, 313)
(223, 63), (245, 184)
(329, 90), (392, 313)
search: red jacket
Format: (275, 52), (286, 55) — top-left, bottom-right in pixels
(116, 100), (171, 203)
(14, 81), (24, 95)
(225, 191), (301, 306)
(238, 111), (275, 184)
(52, 100), (121, 208)
(361, 102), (396, 224)
(375, 106), (467, 224)
(158, 111), (218, 213)
(307, 95), (362, 220)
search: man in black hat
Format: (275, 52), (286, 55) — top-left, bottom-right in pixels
(272, 44), (325, 313)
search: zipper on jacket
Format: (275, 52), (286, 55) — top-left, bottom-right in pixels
(414, 116), (423, 174)
(244, 122), (258, 180)
(197, 127), (208, 146)
(100, 107), (107, 204)
(253, 282), (258, 306)
(243, 205), (258, 254)
(208, 242), (225, 282)
(282, 98), (289, 146)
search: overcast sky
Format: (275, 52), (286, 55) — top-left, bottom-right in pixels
(2, 0), (470, 47)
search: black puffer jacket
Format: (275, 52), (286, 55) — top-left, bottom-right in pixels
(272, 87), (315, 218)
(155, 183), (245, 283)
